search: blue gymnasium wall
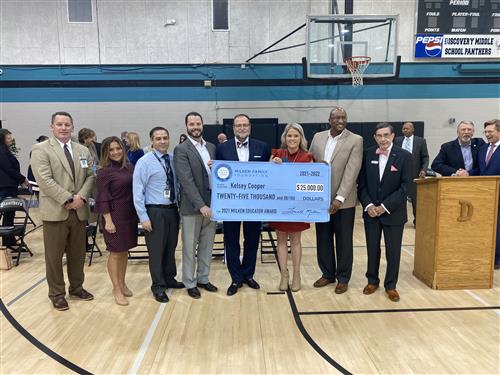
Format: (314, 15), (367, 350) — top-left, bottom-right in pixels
(0, 62), (499, 102)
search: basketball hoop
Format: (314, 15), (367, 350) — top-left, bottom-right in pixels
(344, 56), (371, 87)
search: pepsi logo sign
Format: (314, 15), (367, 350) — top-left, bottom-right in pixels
(415, 34), (443, 58)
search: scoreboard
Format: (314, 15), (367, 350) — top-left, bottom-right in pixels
(415, 0), (500, 58)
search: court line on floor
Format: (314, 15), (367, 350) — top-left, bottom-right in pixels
(464, 289), (500, 316)
(286, 289), (352, 375)
(0, 298), (92, 375)
(271, 252), (351, 374)
(128, 289), (172, 375)
(298, 305), (500, 316)
(6, 276), (47, 307)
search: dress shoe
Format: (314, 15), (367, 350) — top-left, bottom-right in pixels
(122, 285), (133, 297)
(197, 282), (218, 292)
(187, 287), (201, 299)
(69, 289), (94, 301)
(166, 280), (185, 289)
(50, 296), (69, 311)
(363, 284), (379, 295)
(291, 271), (301, 292)
(334, 282), (348, 294)
(244, 278), (260, 289)
(227, 282), (243, 296)
(313, 276), (334, 288)
(386, 289), (400, 302)
(153, 291), (169, 303)
(279, 269), (289, 291)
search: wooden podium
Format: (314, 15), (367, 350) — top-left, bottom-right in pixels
(414, 176), (499, 289)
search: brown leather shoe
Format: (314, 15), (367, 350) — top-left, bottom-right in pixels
(313, 277), (334, 288)
(363, 284), (379, 295)
(386, 289), (400, 302)
(334, 282), (348, 294)
(50, 296), (69, 311)
(69, 289), (94, 301)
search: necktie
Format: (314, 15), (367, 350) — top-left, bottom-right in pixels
(403, 137), (412, 153)
(485, 144), (495, 165)
(376, 148), (389, 157)
(163, 154), (176, 202)
(63, 144), (75, 179)
(237, 141), (248, 148)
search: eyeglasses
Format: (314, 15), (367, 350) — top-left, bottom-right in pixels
(234, 124), (250, 128)
(374, 134), (392, 140)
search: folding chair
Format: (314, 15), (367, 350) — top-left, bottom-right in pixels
(212, 221), (225, 260)
(128, 224), (149, 260)
(86, 219), (102, 266)
(260, 222), (278, 263)
(0, 197), (33, 266)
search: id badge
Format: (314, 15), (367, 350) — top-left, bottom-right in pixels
(80, 158), (89, 168)
(164, 187), (171, 200)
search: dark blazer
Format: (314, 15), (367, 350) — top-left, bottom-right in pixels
(358, 144), (413, 226)
(174, 140), (216, 216)
(94, 142), (102, 160)
(394, 135), (429, 178)
(470, 143), (500, 180)
(431, 138), (485, 176)
(0, 146), (26, 188)
(216, 137), (270, 162)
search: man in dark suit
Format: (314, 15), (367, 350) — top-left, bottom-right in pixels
(216, 114), (271, 296)
(471, 119), (500, 269)
(431, 121), (485, 176)
(394, 122), (429, 225)
(174, 112), (218, 299)
(358, 123), (412, 302)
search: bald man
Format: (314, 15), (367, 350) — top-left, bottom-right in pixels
(394, 122), (429, 224)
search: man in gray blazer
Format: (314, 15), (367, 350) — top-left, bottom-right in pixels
(394, 122), (429, 225)
(309, 107), (363, 294)
(174, 112), (218, 299)
(31, 111), (95, 311)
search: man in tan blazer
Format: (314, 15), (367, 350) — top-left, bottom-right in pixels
(309, 106), (363, 294)
(31, 111), (95, 311)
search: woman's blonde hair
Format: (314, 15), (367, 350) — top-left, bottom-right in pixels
(127, 132), (141, 151)
(280, 123), (308, 151)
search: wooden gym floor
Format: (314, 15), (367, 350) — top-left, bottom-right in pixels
(1, 204), (499, 374)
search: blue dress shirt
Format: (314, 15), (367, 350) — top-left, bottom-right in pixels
(133, 149), (177, 222)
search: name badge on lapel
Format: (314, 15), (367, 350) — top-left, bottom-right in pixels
(371, 160), (379, 165)
(79, 155), (88, 168)
(253, 155), (261, 159)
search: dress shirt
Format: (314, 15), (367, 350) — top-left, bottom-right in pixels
(365, 144), (393, 215)
(486, 140), (500, 164)
(459, 140), (473, 171)
(324, 131), (342, 163)
(133, 148), (176, 223)
(55, 138), (73, 157)
(188, 136), (212, 187)
(403, 136), (413, 154)
(324, 131), (345, 203)
(235, 137), (249, 161)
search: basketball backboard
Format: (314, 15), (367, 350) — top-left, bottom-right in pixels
(306, 15), (399, 79)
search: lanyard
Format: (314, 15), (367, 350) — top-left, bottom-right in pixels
(152, 152), (171, 179)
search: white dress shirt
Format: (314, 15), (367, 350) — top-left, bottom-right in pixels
(188, 136), (212, 187)
(235, 137), (249, 162)
(55, 138), (73, 157)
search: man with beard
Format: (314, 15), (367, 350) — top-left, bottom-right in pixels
(431, 121), (485, 176)
(358, 123), (412, 302)
(309, 107), (363, 294)
(133, 127), (184, 303)
(174, 112), (218, 299)
(216, 114), (271, 296)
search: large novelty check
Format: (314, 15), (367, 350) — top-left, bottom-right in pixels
(211, 161), (330, 222)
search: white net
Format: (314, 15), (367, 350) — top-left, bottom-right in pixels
(345, 56), (371, 86)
